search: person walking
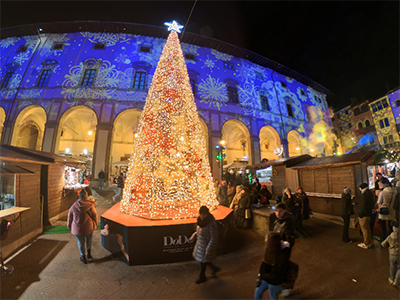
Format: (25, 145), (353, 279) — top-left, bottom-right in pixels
(357, 183), (374, 249)
(254, 232), (291, 300)
(381, 221), (399, 286)
(189, 206), (220, 284)
(98, 169), (105, 189)
(273, 202), (296, 253)
(67, 189), (98, 264)
(341, 187), (354, 243)
(377, 181), (396, 241)
(113, 173), (125, 202)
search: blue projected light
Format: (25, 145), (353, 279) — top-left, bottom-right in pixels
(164, 21), (184, 33)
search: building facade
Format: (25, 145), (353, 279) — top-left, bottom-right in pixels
(0, 21), (333, 181)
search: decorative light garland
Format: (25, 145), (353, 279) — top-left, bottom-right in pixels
(119, 27), (219, 219)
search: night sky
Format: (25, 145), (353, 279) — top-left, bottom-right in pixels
(1, 1), (399, 110)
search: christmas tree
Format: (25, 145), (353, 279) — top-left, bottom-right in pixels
(120, 21), (219, 220)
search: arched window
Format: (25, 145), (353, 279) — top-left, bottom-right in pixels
(365, 120), (371, 127)
(133, 71), (146, 90)
(358, 122), (363, 129)
(379, 120), (384, 129)
(384, 118), (389, 127)
(354, 108), (361, 116)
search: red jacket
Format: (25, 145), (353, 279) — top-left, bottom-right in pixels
(67, 198), (98, 236)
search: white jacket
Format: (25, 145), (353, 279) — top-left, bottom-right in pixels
(378, 187), (396, 221)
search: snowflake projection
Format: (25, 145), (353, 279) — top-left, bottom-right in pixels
(211, 49), (232, 61)
(285, 76), (294, 83)
(117, 90), (148, 102)
(18, 89), (43, 99)
(223, 114), (250, 128)
(39, 34), (70, 57)
(0, 73), (22, 100)
(198, 75), (228, 110)
(199, 55), (219, 73)
(233, 61), (256, 84)
(281, 91), (305, 121)
(80, 32), (132, 47)
(115, 53), (131, 64)
(260, 81), (280, 115)
(181, 43), (199, 65)
(238, 82), (265, 118)
(13, 51), (31, 65)
(62, 59), (120, 100)
(296, 87), (308, 103)
(0, 37), (20, 49)
(113, 101), (143, 116)
(17, 100), (36, 112)
(135, 36), (165, 66)
(118, 67), (134, 89)
(198, 110), (210, 125)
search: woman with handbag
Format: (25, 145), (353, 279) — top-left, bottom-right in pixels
(377, 181), (396, 241)
(341, 187), (354, 243)
(67, 189), (98, 264)
(232, 186), (252, 229)
(254, 232), (291, 300)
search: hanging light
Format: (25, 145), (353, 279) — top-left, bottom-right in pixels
(296, 147), (300, 151)
(65, 147), (71, 154)
(88, 131), (93, 136)
(83, 149), (88, 155)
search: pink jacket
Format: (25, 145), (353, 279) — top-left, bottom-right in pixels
(67, 198), (98, 236)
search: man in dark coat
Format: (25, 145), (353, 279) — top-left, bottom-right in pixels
(217, 180), (228, 207)
(341, 187), (354, 243)
(98, 169), (105, 189)
(357, 183), (374, 249)
(273, 202), (296, 254)
(113, 173), (125, 202)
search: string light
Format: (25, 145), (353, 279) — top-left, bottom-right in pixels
(119, 30), (219, 220)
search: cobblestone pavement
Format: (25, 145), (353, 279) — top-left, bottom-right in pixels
(1, 186), (399, 300)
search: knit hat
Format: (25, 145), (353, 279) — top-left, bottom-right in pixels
(359, 183), (368, 189)
(343, 187), (351, 195)
(199, 206), (209, 214)
(297, 186), (303, 191)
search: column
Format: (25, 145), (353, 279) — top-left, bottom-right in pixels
(92, 122), (112, 182)
(41, 120), (58, 152)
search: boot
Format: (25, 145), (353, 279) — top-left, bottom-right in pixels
(80, 255), (87, 264)
(87, 249), (93, 261)
(195, 276), (207, 284)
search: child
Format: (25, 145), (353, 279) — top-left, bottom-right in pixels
(381, 221), (399, 286)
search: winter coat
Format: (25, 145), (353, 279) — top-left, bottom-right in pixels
(233, 193), (252, 229)
(378, 187), (396, 221)
(98, 171), (105, 180)
(227, 185), (236, 205)
(259, 247), (291, 285)
(67, 198), (98, 236)
(381, 227), (399, 256)
(295, 191), (310, 220)
(191, 215), (218, 263)
(282, 193), (298, 215)
(358, 188), (374, 218)
(117, 176), (124, 188)
(217, 184), (228, 206)
(341, 193), (353, 216)
(273, 211), (295, 247)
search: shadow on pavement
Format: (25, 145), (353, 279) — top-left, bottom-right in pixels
(0, 238), (68, 300)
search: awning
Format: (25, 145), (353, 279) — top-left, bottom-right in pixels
(112, 160), (130, 167)
(0, 164), (35, 174)
(223, 161), (248, 169)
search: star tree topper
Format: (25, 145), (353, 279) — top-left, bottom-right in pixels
(164, 20), (184, 33)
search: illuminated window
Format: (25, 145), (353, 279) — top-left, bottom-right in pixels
(260, 95), (269, 110)
(190, 78), (196, 96)
(133, 71), (146, 90)
(372, 104), (377, 112)
(255, 72), (263, 80)
(140, 46), (151, 52)
(377, 102), (383, 111)
(382, 99), (388, 108)
(81, 69), (96, 86)
(51, 43), (64, 50)
(379, 120), (384, 129)
(384, 118), (390, 127)
(227, 86), (238, 103)
(224, 62), (234, 70)
(17, 44), (29, 53)
(358, 122), (363, 129)
(287, 104), (294, 117)
(185, 53), (196, 61)
(1, 72), (13, 89)
(93, 42), (105, 50)
(37, 69), (52, 87)
(365, 120), (371, 127)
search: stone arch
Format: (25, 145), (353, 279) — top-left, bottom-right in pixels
(0, 106), (5, 142)
(287, 130), (303, 157)
(11, 105), (47, 150)
(55, 105), (98, 156)
(259, 125), (281, 160)
(221, 119), (251, 165)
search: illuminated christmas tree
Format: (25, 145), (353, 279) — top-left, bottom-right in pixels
(120, 21), (219, 219)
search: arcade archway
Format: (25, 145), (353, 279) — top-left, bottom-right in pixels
(11, 105), (47, 150)
(259, 126), (281, 160)
(287, 130), (303, 157)
(56, 106), (97, 156)
(221, 119), (251, 165)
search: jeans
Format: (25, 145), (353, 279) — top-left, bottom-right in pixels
(99, 179), (104, 188)
(254, 280), (282, 300)
(114, 187), (123, 200)
(389, 255), (400, 283)
(342, 215), (350, 242)
(75, 233), (93, 256)
(359, 216), (372, 246)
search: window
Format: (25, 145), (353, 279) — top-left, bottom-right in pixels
(17, 44), (29, 53)
(396, 99), (400, 107)
(280, 82), (287, 89)
(377, 102), (383, 111)
(358, 122), (363, 129)
(37, 69), (52, 87)
(379, 119), (384, 129)
(300, 89), (306, 97)
(372, 104), (377, 112)
(384, 118), (390, 127)
(185, 53), (196, 61)
(365, 120), (371, 127)
(287, 104), (294, 117)
(93, 42), (105, 50)
(382, 99), (388, 108)
(227, 86), (238, 103)
(354, 108), (361, 116)
(223, 62), (234, 70)
(81, 69), (96, 86)
(260, 95), (269, 110)
(51, 43), (64, 50)
(255, 72), (263, 80)
(383, 136), (388, 145)
(1, 72), (13, 89)
(133, 71), (146, 90)
(190, 78), (196, 96)
(140, 46), (151, 52)
(388, 135), (394, 143)
(314, 96), (321, 103)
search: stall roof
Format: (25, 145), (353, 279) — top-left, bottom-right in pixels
(248, 155), (313, 170)
(0, 145), (85, 165)
(0, 163), (35, 174)
(112, 160), (130, 167)
(290, 151), (376, 169)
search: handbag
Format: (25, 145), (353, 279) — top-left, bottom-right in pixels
(379, 205), (390, 215)
(245, 208), (251, 219)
